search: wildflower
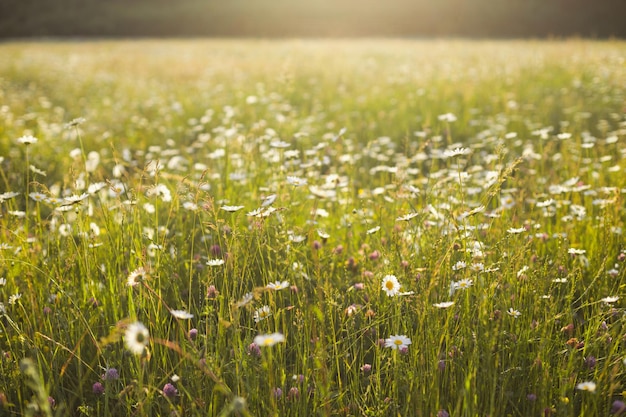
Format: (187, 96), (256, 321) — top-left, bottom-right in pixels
(8, 293), (21, 305)
(102, 368), (119, 381)
(381, 275), (401, 297)
(253, 332), (285, 347)
(575, 381), (596, 393)
(65, 117), (86, 128)
(29, 192), (47, 202)
(361, 364), (372, 373)
(568, 248), (586, 255)
(247, 342), (261, 357)
(286, 176), (307, 186)
(188, 328), (198, 340)
(92, 382), (104, 395)
(124, 321), (150, 355)
(611, 400), (626, 415)
(236, 292), (254, 308)
(396, 212), (419, 222)
(261, 194), (276, 206)
(288, 387), (299, 400)
(253, 305), (272, 323)
(127, 267), (146, 287)
(601, 296), (619, 305)
(438, 113), (457, 122)
(162, 383), (178, 398)
(384, 335), (412, 350)
(271, 387), (282, 399)
(316, 230), (330, 239)
(170, 309), (194, 320)
(444, 147), (471, 158)
(507, 227), (526, 234)
(17, 135), (38, 145)
(266, 280), (289, 290)
(452, 261), (467, 271)
(220, 205), (244, 212)
(507, 308), (521, 318)
(367, 226), (381, 234)
(206, 259), (225, 266)
(433, 301), (455, 309)
(449, 278), (473, 295)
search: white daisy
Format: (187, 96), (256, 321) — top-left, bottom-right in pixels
(253, 305), (272, 323)
(384, 335), (412, 350)
(206, 259), (225, 266)
(254, 332), (285, 347)
(433, 301), (455, 309)
(575, 381), (596, 393)
(381, 275), (401, 297)
(396, 212), (419, 222)
(221, 205), (244, 212)
(170, 309), (194, 319)
(127, 267), (147, 287)
(266, 281), (289, 290)
(17, 135), (38, 145)
(124, 321), (150, 355)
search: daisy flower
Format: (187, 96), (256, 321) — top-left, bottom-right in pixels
(444, 147), (471, 158)
(170, 309), (194, 320)
(206, 259), (225, 266)
(124, 321), (150, 355)
(17, 135), (38, 145)
(381, 275), (401, 297)
(568, 248), (586, 255)
(254, 333), (285, 347)
(575, 381), (596, 393)
(127, 267), (147, 287)
(507, 227), (525, 234)
(286, 176), (307, 186)
(221, 205), (244, 212)
(236, 292), (254, 308)
(384, 335), (412, 350)
(600, 296), (619, 305)
(396, 212), (419, 222)
(254, 305), (272, 323)
(266, 280), (289, 290)
(433, 301), (455, 309)
(507, 308), (521, 318)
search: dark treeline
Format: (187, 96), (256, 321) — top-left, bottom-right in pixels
(1, 0), (625, 38)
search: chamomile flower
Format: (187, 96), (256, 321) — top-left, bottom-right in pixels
(254, 305), (272, 323)
(600, 296), (619, 305)
(127, 267), (147, 287)
(170, 309), (194, 319)
(124, 321), (150, 355)
(206, 259), (225, 266)
(507, 308), (521, 318)
(575, 381), (596, 393)
(384, 335), (412, 350)
(17, 135), (38, 145)
(396, 212), (419, 222)
(381, 275), (401, 297)
(254, 332), (285, 347)
(433, 301), (455, 309)
(236, 292), (254, 308)
(266, 281), (289, 290)
(286, 176), (307, 186)
(221, 205), (245, 212)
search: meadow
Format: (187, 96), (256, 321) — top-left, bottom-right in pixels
(0, 39), (625, 416)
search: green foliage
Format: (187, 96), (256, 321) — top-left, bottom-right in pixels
(0, 39), (625, 416)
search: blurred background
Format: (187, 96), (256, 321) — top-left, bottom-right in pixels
(1, 0), (625, 38)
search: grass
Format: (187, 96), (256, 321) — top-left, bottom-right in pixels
(0, 39), (625, 416)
